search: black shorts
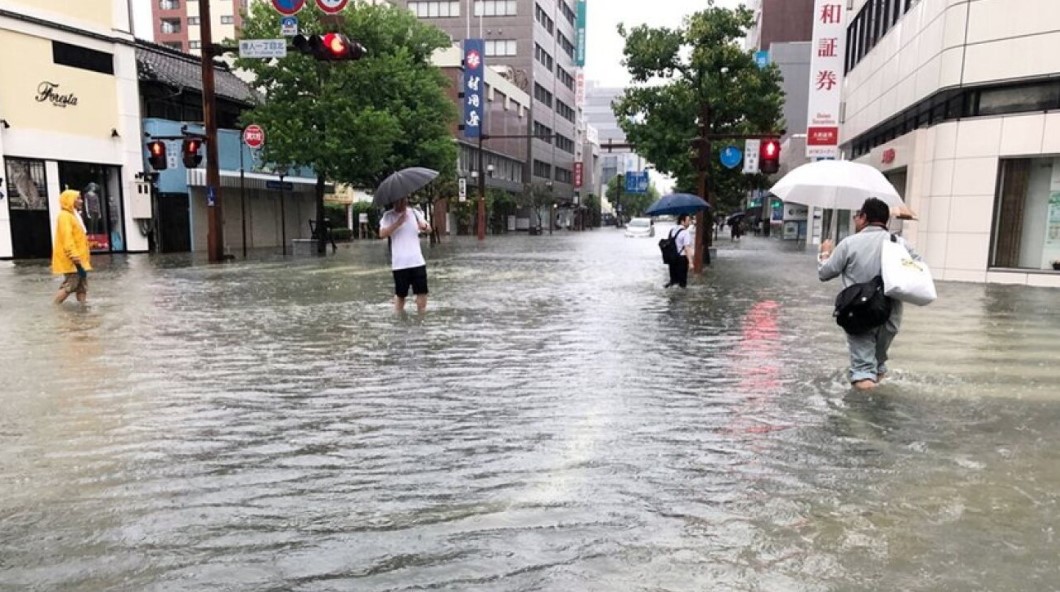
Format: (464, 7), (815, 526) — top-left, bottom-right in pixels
(393, 265), (428, 297)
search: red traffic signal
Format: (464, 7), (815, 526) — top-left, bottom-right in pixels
(759, 138), (781, 174)
(182, 137), (203, 169)
(147, 140), (167, 170)
(293, 33), (366, 61)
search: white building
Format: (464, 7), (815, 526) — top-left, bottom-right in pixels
(840, 0), (1060, 287)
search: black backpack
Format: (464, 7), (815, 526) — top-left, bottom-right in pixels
(834, 275), (891, 335)
(658, 228), (683, 264)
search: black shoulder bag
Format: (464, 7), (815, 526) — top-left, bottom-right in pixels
(834, 275), (891, 335)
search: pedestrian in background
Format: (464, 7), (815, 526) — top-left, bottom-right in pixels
(379, 197), (431, 313)
(665, 214), (693, 289)
(818, 197), (921, 390)
(52, 189), (91, 305)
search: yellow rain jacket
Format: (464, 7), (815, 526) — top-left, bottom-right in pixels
(51, 190), (92, 274)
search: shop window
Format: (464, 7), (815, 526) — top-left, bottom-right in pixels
(58, 162), (126, 253)
(978, 84), (1060, 117)
(992, 157), (1060, 270)
(5, 159), (48, 210)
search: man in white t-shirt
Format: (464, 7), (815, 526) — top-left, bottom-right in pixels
(379, 197), (432, 312)
(665, 214), (694, 288)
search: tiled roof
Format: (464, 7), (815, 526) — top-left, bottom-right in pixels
(135, 39), (259, 106)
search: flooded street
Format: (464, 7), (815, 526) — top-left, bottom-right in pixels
(2, 228), (1059, 591)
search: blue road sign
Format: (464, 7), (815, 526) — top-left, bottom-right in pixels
(207, 186), (217, 207)
(624, 171), (649, 194)
(266, 180), (295, 191)
(720, 145), (743, 169)
(280, 16), (298, 36)
(271, 0), (305, 16)
(755, 50), (770, 69)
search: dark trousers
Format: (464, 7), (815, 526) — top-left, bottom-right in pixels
(668, 256), (689, 288)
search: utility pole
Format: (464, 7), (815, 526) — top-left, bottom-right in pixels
(477, 133), (486, 240)
(614, 173), (623, 227)
(199, 0), (223, 263)
(691, 103), (712, 273)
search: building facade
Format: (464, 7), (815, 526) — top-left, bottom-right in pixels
(745, 0), (815, 53)
(0, 0), (149, 259)
(840, 0), (1060, 287)
(396, 0), (580, 203)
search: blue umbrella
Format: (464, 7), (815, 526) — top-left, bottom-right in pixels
(644, 193), (711, 216)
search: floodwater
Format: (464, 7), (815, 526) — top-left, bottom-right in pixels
(1, 228), (1059, 591)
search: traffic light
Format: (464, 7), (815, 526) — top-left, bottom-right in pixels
(147, 140), (167, 170)
(293, 33), (366, 61)
(182, 137), (203, 168)
(760, 138), (781, 174)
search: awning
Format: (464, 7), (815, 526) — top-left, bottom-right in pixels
(186, 169), (333, 194)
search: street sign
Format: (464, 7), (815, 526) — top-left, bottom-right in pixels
(266, 180), (295, 190)
(743, 139), (761, 174)
(624, 171), (649, 194)
(720, 145), (742, 169)
(458, 178), (467, 202)
(239, 39), (287, 59)
(243, 124), (265, 150)
(462, 39), (485, 139)
(271, 0), (305, 16)
(754, 50), (770, 69)
(280, 16), (298, 36)
(207, 186), (217, 207)
(315, 0), (349, 13)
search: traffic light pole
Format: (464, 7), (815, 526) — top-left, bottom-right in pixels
(199, 0), (224, 263)
(477, 133), (486, 240)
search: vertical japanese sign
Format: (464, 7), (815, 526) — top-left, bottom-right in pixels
(463, 39), (485, 139)
(806, 0), (845, 159)
(573, 162), (584, 188)
(574, 70), (585, 108)
(574, 0), (587, 67)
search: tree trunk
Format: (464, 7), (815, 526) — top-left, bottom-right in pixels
(315, 174), (327, 255)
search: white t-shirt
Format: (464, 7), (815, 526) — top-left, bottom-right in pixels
(380, 207), (427, 270)
(672, 226), (691, 256)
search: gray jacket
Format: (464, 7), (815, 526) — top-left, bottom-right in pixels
(818, 226), (921, 331)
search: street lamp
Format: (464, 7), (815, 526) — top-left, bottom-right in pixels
(276, 164), (288, 256)
(546, 180), (554, 235)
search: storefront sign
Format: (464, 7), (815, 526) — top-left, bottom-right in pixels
(35, 82), (78, 108)
(575, 70), (585, 109)
(462, 39), (485, 139)
(574, 0), (587, 67)
(806, 0), (845, 159)
(573, 162), (583, 188)
(882, 148), (896, 164)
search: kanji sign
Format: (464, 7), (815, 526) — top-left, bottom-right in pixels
(463, 39), (485, 139)
(573, 162), (583, 188)
(239, 39), (287, 58)
(315, 0), (349, 14)
(806, 0), (846, 159)
(243, 124), (265, 149)
(271, 0), (305, 16)
(743, 139), (760, 174)
(625, 171), (649, 194)
(574, 0), (587, 67)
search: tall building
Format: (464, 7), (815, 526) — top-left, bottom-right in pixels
(840, 0), (1060, 287)
(396, 0), (581, 202)
(150, 0), (395, 54)
(0, 0), (150, 259)
(582, 81), (642, 189)
(745, 0), (815, 53)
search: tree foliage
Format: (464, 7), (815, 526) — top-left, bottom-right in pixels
(234, 3), (458, 188)
(613, 3), (785, 213)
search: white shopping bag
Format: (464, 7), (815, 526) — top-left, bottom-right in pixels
(881, 235), (937, 306)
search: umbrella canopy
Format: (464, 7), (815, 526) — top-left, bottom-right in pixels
(769, 160), (904, 210)
(644, 193), (711, 216)
(726, 212), (747, 225)
(372, 167), (439, 208)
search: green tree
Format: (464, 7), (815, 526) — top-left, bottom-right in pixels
(605, 176), (660, 218)
(613, 3), (784, 217)
(235, 3), (457, 253)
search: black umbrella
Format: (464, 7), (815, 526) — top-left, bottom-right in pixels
(372, 167), (439, 208)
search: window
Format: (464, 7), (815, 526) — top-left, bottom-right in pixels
(533, 159), (552, 179)
(559, 1), (575, 25)
(160, 18), (181, 34)
(162, 42), (184, 51)
(187, 16), (200, 25)
(555, 134), (575, 154)
(556, 67), (574, 90)
(485, 39), (516, 56)
(846, 0), (919, 73)
(473, 0), (517, 17)
(978, 84), (1060, 116)
(534, 83), (553, 108)
(555, 166), (572, 184)
(535, 4), (554, 34)
(535, 43), (553, 71)
(558, 33), (574, 59)
(159, 0), (180, 9)
(533, 121), (553, 142)
(53, 41), (114, 75)
(408, 1), (460, 18)
(220, 15), (235, 24)
(189, 41), (201, 49)
(991, 157), (1060, 270)
(58, 163), (125, 253)
(556, 99), (575, 123)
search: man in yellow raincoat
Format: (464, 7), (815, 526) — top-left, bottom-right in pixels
(52, 189), (92, 304)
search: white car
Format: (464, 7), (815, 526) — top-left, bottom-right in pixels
(624, 217), (655, 238)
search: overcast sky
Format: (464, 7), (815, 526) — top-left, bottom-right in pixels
(584, 0), (746, 87)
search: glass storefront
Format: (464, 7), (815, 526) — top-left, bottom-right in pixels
(58, 162), (125, 253)
(5, 158), (52, 259)
(992, 157), (1060, 271)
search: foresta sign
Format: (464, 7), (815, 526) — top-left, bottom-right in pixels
(35, 81), (78, 108)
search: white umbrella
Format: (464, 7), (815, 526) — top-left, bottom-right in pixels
(769, 160), (904, 210)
